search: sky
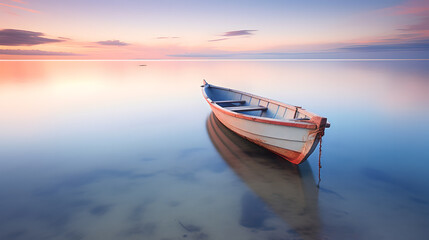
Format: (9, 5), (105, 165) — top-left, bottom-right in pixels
(0, 0), (428, 59)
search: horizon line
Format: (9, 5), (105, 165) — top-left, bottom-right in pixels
(1, 58), (429, 62)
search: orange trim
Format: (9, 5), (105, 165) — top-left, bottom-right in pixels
(205, 97), (317, 130)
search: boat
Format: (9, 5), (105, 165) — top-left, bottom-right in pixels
(202, 80), (329, 164)
(206, 113), (320, 240)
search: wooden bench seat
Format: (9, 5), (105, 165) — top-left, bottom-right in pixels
(225, 105), (268, 112)
(213, 100), (246, 104)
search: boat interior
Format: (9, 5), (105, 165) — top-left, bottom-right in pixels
(205, 86), (312, 120)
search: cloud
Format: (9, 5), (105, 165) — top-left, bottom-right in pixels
(0, 29), (63, 46)
(383, 33), (423, 41)
(340, 40), (429, 52)
(209, 30), (257, 42)
(168, 53), (236, 58)
(398, 15), (429, 33)
(0, 49), (80, 56)
(96, 40), (129, 46)
(382, 0), (429, 38)
(168, 45), (429, 59)
(222, 30), (257, 37)
(156, 36), (180, 39)
(389, 0), (429, 16)
(169, 52), (338, 59)
(0, 3), (39, 13)
(208, 38), (228, 42)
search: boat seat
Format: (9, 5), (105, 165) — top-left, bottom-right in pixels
(213, 100), (246, 104)
(225, 105), (268, 112)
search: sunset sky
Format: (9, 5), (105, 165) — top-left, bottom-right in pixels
(0, 0), (428, 59)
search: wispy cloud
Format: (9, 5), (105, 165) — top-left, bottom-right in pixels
(0, 2), (38, 13)
(222, 30), (257, 37)
(168, 50), (429, 59)
(0, 49), (80, 56)
(96, 40), (129, 46)
(209, 29), (258, 42)
(383, 33), (423, 41)
(168, 53), (235, 58)
(398, 15), (429, 33)
(340, 39), (429, 52)
(8, 0), (26, 3)
(0, 29), (63, 46)
(156, 36), (180, 39)
(208, 38), (228, 42)
(389, 0), (429, 16)
(169, 52), (337, 59)
(381, 0), (429, 39)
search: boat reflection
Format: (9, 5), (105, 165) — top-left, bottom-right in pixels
(206, 113), (320, 240)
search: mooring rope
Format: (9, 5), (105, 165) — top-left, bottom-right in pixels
(317, 129), (324, 188)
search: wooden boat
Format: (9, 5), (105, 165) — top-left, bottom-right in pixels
(202, 80), (329, 164)
(206, 113), (320, 240)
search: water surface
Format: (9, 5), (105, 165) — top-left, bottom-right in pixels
(0, 60), (428, 240)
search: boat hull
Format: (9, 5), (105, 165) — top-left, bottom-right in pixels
(210, 105), (320, 164)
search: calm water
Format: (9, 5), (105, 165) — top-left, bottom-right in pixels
(0, 60), (428, 240)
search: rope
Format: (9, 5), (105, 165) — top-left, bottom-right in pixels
(317, 129), (324, 188)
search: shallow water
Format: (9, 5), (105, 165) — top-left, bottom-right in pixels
(0, 60), (428, 240)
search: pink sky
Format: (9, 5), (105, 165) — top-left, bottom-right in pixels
(0, 0), (428, 59)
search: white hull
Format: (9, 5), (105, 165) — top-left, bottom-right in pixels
(211, 106), (320, 164)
